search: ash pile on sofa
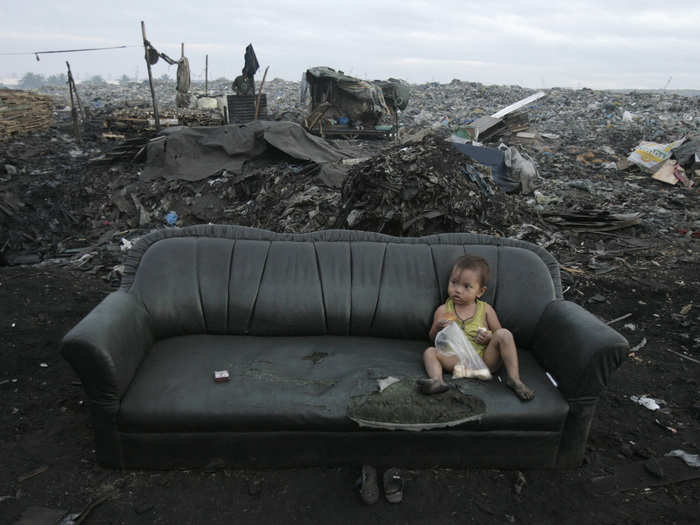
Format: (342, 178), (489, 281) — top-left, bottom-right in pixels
(61, 225), (628, 469)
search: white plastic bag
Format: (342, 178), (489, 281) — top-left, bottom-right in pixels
(435, 322), (492, 380)
(499, 145), (538, 194)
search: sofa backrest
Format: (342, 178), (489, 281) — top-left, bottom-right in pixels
(123, 226), (561, 347)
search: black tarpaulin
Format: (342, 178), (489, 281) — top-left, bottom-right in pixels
(141, 121), (350, 182)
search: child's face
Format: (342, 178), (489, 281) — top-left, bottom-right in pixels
(448, 267), (486, 306)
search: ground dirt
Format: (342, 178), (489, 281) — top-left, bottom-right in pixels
(1, 259), (698, 524)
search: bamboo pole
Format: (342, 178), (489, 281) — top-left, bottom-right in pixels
(140, 21), (160, 131)
(205, 55), (208, 95)
(254, 65), (269, 120)
(65, 61), (80, 143)
(71, 71), (86, 123)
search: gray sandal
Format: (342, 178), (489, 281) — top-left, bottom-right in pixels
(358, 465), (379, 504)
(383, 468), (403, 503)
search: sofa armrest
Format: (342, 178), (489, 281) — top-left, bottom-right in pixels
(531, 300), (628, 400)
(61, 290), (153, 408)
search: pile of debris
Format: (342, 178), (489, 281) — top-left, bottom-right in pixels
(338, 134), (526, 235)
(0, 89), (54, 139)
(1, 78), (697, 289)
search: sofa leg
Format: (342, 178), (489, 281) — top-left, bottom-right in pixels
(90, 404), (124, 469)
(556, 397), (598, 468)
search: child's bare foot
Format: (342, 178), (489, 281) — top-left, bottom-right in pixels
(506, 377), (535, 401)
(417, 378), (449, 395)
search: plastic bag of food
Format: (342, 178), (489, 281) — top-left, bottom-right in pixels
(435, 322), (492, 380)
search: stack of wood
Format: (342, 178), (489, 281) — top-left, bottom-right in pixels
(104, 107), (223, 135)
(0, 89), (54, 139)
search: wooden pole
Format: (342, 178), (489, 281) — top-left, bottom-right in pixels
(181, 43), (184, 59)
(205, 55), (208, 95)
(65, 61), (80, 143)
(71, 69), (86, 123)
(141, 20), (160, 131)
(254, 65), (269, 120)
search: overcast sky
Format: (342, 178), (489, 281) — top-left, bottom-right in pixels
(2, 1), (699, 89)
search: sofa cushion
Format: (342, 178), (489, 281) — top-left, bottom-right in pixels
(119, 335), (568, 433)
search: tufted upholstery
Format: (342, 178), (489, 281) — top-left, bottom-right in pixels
(125, 227), (557, 347)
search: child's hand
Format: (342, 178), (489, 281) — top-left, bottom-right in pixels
(475, 327), (491, 345)
(436, 318), (454, 330)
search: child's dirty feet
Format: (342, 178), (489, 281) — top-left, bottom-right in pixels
(506, 377), (535, 401)
(417, 378), (449, 395)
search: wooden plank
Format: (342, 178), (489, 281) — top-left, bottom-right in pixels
(465, 115), (503, 140)
(491, 91), (546, 118)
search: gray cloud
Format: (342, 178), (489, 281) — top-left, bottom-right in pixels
(1, 0), (698, 89)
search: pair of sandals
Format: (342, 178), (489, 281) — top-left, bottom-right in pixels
(359, 465), (403, 504)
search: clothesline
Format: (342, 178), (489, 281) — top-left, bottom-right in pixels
(0, 45), (136, 58)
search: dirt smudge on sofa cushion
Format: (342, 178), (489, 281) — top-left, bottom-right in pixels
(347, 379), (485, 425)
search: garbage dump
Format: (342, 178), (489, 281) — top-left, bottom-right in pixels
(0, 77), (697, 287)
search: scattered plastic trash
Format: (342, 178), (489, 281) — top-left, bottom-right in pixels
(627, 138), (686, 172)
(39, 363), (48, 368)
(120, 238), (133, 252)
(73, 252), (97, 267)
(500, 145), (537, 194)
(622, 110), (636, 122)
(165, 210), (178, 226)
(665, 450), (700, 467)
(377, 376), (401, 392)
(213, 370), (230, 382)
(630, 395), (664, 411)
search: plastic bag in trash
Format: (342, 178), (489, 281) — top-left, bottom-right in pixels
(435, 322), (492, 380)
(627, 138), (685, 172)
(498, 145), (537, 194)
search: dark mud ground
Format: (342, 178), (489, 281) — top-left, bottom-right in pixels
(2, 119), (700, 524)
(1, 263), (698, 524)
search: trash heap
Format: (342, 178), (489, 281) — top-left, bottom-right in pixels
(338, 134), (526, 236)
(1, 78), (698, 289)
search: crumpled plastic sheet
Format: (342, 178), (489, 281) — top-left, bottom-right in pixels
(665, 449), (700, 468)
(630, 394), (664, 411)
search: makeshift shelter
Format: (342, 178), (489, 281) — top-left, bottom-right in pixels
(302, 67), (391, 127)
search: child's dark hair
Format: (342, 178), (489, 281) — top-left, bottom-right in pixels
(451, 254), (490, 287)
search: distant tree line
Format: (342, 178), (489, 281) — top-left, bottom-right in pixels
(12, 73), (139, 90)
(2, 73), (235, 91)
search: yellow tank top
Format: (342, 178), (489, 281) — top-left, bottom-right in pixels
(445, 297), (487, 356)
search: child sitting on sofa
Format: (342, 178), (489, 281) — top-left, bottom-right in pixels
(418, 254), (535, 401)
